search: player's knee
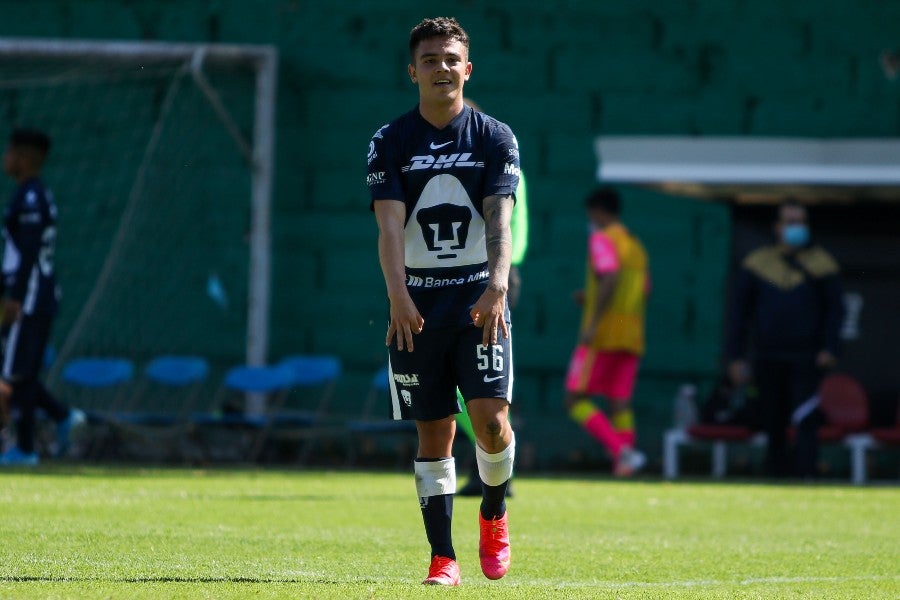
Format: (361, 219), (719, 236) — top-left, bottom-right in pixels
(415, 417), (456, 456)
(563, 392), (580, 410)
(477, 417), (510, 453)
(465, 398), (510, 450)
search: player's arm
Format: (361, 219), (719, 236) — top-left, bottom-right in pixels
(725, 265), (757, 384)
(580, 271), (618, 345)
(817, 263), (845, 370)
(374, 199), (423, 352)
(471, 193), (513, 347)
(580, 231), (620, 345)
(0, 378), (10, 429)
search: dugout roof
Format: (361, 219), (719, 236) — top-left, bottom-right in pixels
(594, 136), (900, 204)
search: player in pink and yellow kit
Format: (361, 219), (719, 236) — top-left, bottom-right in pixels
(564, 187), (649, 476)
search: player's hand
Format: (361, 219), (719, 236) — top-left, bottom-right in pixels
(572, 289), (585, 306)
(1, 299), (21, 325)
(386, 292), (424, 352)
(816, 350), (837, 370)
(728, 359), (750, 386)
(470, 287), (508, 347)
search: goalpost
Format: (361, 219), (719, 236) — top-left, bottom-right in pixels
(0, 39), (277, 386)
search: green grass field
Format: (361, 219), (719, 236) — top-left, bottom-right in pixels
(0, 467), (897, 599)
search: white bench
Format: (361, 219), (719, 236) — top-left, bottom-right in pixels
(665, 426), (894, 485)
(663, 427), (767, 479)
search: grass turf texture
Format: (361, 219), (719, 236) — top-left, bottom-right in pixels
(0, 468), (897, 599)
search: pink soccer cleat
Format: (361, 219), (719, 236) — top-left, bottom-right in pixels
(422, 555), (460, 586)
(479, 512), (511, 580)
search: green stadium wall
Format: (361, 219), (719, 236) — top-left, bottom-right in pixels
(1, 0), (898, 469)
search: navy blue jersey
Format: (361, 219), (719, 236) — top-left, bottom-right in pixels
(368, 105), (520, 329)
(3, 177), (59, 315)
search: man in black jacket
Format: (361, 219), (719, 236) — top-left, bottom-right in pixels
(726, 200), (844, 477)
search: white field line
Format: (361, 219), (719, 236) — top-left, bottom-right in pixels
(531, 574), (900, 589)
(279, 573), (900, 589)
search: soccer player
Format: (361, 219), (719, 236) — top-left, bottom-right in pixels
(456, 98), (528, 496)
(564, 187), (649, 476)
(368, 17), (519, 586)
(0, 128), (84, 466)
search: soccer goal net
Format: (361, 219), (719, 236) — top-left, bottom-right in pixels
(0, 39), (277, 385)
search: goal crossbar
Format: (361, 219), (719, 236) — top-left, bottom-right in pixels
(0, 38), (278, 372)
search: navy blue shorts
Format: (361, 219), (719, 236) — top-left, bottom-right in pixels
(387, 323), (514, 421)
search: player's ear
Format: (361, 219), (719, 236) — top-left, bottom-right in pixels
(408, 64), (417, 84)
(464, 62), (472, 81)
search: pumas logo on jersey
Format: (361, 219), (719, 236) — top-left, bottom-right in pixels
(400, 390), (413, 407)
(394, 373), (420, 386)
(416, 204), (471, 260)
(367, 171), (386, 186)
(402, 153), (484, 172)
(404, 174), (487, 270)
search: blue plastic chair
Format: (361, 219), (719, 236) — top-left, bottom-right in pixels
(59, 357), (135, 458)
(346, 364), (416, 466)
(61, 357), (135, 418)
(264, 355), (343, 463)
(146, 356), (209, 386)
(62, 358), (134, 388)
(116, 356), (211, 427)
(277, 355), (341, 387)
(275, 354), (342, 418)
(193, 363), (295, 427)
(224, 364), (296, 394)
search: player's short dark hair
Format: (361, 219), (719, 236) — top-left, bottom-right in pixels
(9, 128), (51, 157)
(409, 17), (469, 61)
(585, 187), (621, 215)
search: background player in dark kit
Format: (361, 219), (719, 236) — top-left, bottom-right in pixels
(1, 128), (84, 466)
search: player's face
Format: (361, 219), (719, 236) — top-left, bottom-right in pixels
(586, 207), (608, 228)
(408, 37), (471, 106)
(2, 145), (20, 177)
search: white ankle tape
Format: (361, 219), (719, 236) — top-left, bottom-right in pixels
(414, 457), (456, 498)
(475, 433), (516, 487)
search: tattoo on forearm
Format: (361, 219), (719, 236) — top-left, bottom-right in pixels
(484, 195), (513, 290)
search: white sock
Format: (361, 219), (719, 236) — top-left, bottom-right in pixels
(475, 433), (515, 487)
(414, 457), (457, 499)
